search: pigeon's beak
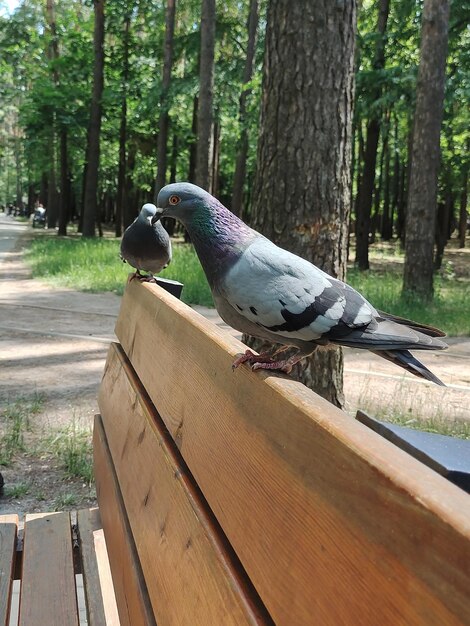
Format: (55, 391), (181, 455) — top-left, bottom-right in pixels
(151, 209), (164, 225)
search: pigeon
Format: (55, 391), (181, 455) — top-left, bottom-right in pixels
(120, 203), (172, 281)
(152, 183), (447, 385)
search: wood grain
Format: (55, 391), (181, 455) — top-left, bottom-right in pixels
(98, 350), (271, 625)
(93, 415), (157, 626)
(113, 279), (470, 626)
(77, 508), (119, 626)
(0, 514), (18, 626)
(91, 527), (121, 626)
(19, 512), (79, 626)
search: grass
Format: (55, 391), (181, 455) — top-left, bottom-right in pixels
(355, 377), (470, 439)
(0, 393), (45, 466)
(25, 236), (213, 306)
(4, 482), (31, 498)
(45, 420), (94, 484)
(347, 268), (470, 336)
(360, 403), (470, 440)
(0, 392), (93, 486)
(54, 493), (78, 508)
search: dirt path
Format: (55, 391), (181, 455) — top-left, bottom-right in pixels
(0, 217), (122, 514)
(1, 215), (469, 514)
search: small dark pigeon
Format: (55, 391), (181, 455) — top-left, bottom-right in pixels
(153, 183), (447, 385)
(120, 203), (172, 281)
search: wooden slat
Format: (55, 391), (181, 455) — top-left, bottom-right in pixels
(0, 514), (18, 626)
(93, 416), (157, 626)
(19, 512), (79, 626)
(77, 508), (119, 626)
(114, 279), (470, 626)
(98, 347), (271, 626)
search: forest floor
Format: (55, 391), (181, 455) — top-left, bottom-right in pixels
(1, 213), (469, 515)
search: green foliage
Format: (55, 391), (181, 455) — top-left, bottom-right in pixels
(0, 0), (468, 302)
(25, 235), (214, 305)
(0, 0), (94, 206)
(354, 0), (470, 228)
(0, 0), (268, 211)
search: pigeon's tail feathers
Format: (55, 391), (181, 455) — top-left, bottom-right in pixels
(377, 310), (447, 338)
(329, 318), (448, 351)
(373, 349), (446, 386)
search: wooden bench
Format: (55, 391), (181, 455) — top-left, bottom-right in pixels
(1, 279), (470, 625)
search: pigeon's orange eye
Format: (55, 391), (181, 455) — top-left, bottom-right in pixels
(169, 195), (180, 205)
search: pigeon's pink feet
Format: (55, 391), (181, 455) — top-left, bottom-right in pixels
(251, 354), (305, 374)
(129, 271), (156, 283)
(138, 274), (157, 283)
(231, 349), (282, 370)
(232, 346), (293, 372)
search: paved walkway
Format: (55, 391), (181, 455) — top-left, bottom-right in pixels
(0, 216), (28, 260)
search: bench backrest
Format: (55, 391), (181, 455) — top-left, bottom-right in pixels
(96, 280), (470, 625)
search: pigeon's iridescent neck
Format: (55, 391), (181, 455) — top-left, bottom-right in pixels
(187, 199), (255, 286)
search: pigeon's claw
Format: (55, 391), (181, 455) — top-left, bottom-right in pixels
(232, 349), (262, 370)
(137, 273), (157, 284)
(129, 271), (157, 284)
(232, 346), (292, 371)
(251, 353), (305, 374)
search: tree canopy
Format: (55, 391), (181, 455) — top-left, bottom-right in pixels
(0, 0), (468, 271)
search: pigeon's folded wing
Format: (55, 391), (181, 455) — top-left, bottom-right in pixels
(221, 237), (375, 343)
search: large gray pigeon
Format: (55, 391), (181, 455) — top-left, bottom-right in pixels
(153, 183), (447, 385)
(120, 203), (172, 280)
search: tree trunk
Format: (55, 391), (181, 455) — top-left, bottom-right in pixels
(116, 96), (127, 238)
(231, 0), (259, 217)
(353, 122), (364, 239)
(123, 143), (136, 229)
(195, 0), (216, 191)
(355, 0), (390, 270)
(458, 166), (468, 248)
(370, 129), (387, 243)
(211, 117), (220, 198)
(381, 134), (392, 240)
(155, 0), (176, 196)
(46, 0), (60, 230)
(116, 13), (131, 238)
(27, 184), (35, 216)
(403, 0), (450, 299)
(82, 0), (105, 238)
(188, 96), (198, 182)
(47, 152), (58, 229)
(169, 130), (178, 183)
(14, 134), (23, 212)
(40, 172), (48, 207)
(58, 129), (68, 236)
(434, 182), (452, 271)
(390, 118), (400, 238)
(248, 0), (356, 408)
(397, 123), (413, 246)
